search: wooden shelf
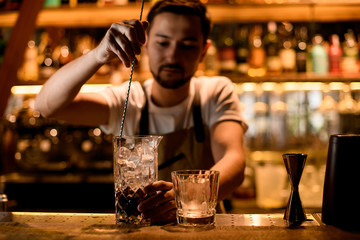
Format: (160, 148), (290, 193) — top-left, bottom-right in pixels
(210, 3), (360, 23)
(14, 72), (360, 86)
(1, 2), (360, 27)
(227, 72), (360, 83)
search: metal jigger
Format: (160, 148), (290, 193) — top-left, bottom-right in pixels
(282, 153), (307, 227)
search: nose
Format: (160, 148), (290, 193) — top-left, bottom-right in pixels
(165, 43), (181, 64)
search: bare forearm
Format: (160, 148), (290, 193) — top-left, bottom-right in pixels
(211, 151), (245, 201)
(210, 121), (246, 201)
(35, 20), (148, 118)
(35, 50), (103, 117)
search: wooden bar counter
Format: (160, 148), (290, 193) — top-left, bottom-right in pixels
(1, 212), (359, 240)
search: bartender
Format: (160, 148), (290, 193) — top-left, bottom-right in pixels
(34, 0), (247, 224)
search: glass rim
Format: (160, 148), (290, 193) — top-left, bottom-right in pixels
(282, 153), (307, 157)
(171, 170), (220, 175)
(113, 135), (163, 139)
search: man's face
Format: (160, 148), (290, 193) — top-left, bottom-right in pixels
(145, 12), (206, 89)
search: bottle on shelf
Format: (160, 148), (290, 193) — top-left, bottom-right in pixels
(269, 83), (287, 149)
(97, 0), (128, 6)
(52, 38), (73, 68)
(328, 34), (342, 73)
(253, 83), (269, 149)
(235, 24), (249, 75)
(295, 25), (308, 73)
(73, 34), (95, 59)
(77, 0), (98, 4)
(278, 22), (296, 73)
(342, 29), (359, 73)
(1, 0), (21, 10)
(43, 0), (61, 8)
(17, 40), (39, 82)
(248, 24), (266, 77)
(338, 83), (358, 133)
(68, 0), (77, 7)
(39, 32), (58, 79)
(358, 33), (360, 72)
(0, 30), (5, 66)
(263, 21), (281, 74)
(203, 41), (220, 76)
(216, 24), (236, 74)
(311, 34), (329, 74)
(318, 83), (340, 141)
(285, 85), (308, 148)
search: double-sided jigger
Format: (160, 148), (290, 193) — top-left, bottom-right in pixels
(282, 153), (307, 227)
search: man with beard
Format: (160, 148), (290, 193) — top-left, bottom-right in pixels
(35, 0), (247, 224)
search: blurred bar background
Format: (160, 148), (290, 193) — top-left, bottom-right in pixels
(1, 0), (360, 213)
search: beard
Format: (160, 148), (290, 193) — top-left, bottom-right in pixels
(151, 63), (192, 89)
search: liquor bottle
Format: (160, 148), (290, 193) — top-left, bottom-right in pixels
(253, 83), (268, 149)
(98, 0), (128, 6)
(39, 32), (58, 79)
(68, 0), (77, 7)
(248, 24), (266, 77)
(18, 40), (39, 81)
(295, 26), (308, 73)
(73, 34), (95, 58)
(328, 34), (342, 73)
(3, 0), (21, 10)
(53, 38), (73, 68)
(216, 24), (236, 74)
(235, 24), (249, 75)
(342, 29), (359, 73)
(318, 83), (340, 138)
(0, 0), (5, 8)
(311, 34), (329, 74)
(278, 22), (296, 72)
(0, 31), (5, 65)
(263, 21), (281, 74)
(61, 0), (69, 5)
(203, 41), (220, 76)
(269, 83), (287, 149)
(338, 84), (357, 133)
(43, 0), (61, 8)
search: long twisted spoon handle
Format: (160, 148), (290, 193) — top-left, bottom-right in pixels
(119, 0), (145, 137)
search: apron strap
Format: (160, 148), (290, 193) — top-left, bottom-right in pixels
(139, 82), (206, 142)
(139, 85), (149, 135)
(158, 153), (185, 170)
(192, 82), (205, 142)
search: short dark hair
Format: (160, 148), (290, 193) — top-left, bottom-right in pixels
(147, 0), (212, 44)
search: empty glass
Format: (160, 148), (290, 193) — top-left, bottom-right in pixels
(172, 170), (220, 226)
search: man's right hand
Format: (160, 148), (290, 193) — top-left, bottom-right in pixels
(35, 20), (148, 126)
(138, 180), (177, 224)
(94, 19), (149, 67)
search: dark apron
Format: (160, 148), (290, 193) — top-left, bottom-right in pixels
(139, 84), (215, 182)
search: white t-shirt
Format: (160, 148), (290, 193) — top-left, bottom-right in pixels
(99, 76), (247, 136)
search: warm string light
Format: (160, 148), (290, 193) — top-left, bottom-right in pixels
(11, 84), (111, 95)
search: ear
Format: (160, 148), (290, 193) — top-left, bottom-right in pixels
(143, 39), (148, 54)
(199, 39), (211, 62)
